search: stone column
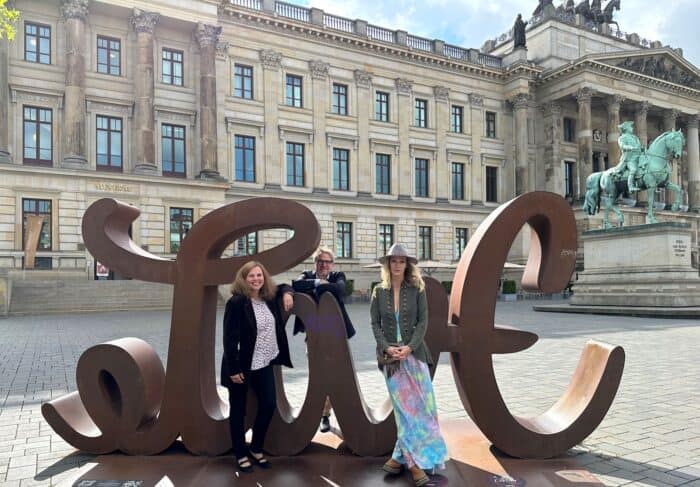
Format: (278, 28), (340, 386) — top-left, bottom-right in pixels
(195, 23), (223, 180)
(260, 49), (282, 188)
(512, 93), (530, 195)
(309, 60), (328, 191)
(687, 116), (700, 211)
(60, 0), (89, 169)
(0, 32), (10, 163)
(396, 78), (412, 197)
(130, 9), (159, 174)
(434, 86), (449, 200)
(576, 87), (594, 198)
(470, 94), (484, 204)
(606, 95), (623, 166)
(542, 102), (562, 194)
(634, 101), (649, 147)
(354, 70), (372, 194)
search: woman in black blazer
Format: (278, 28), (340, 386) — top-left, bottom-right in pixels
(221, 261), (293, 472)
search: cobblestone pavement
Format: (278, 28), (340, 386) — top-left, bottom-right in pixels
(1, 300), (699, 486)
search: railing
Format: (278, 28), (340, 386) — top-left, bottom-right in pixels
(478, 52), (502, 68)
(367, 24), (394, 43)
(229, 0), (262, 10)
(275, 1), (309, 22)
(444, 44), (466, 60)
(324, 13), (354, 33)
(407, 34), (432, 52)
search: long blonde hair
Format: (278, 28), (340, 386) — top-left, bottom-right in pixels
(230, 261), (277, 299)
(380, 258), (425, 291)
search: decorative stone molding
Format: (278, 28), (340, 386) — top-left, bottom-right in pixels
(606, 95), (624, 110)
(469, 94), (484, 107)
(326, 132), (359, 150)
(575, 87), (594, 104)
(194, 23), (222, 48)
(511, 93), (531, 109)
(664, 109), (680, 127)
(225, 116), (264, 136)
(395, 78), (413, 96)
(279, 125), (314, 144)
(308, 60), (330, 80)
(155, 107), (196, 126)
(87, 100), (134, 117)
(11, 88), (63, 108)
(541, 101), (562, 116)
(60, 0), (88, 21)
(433, 86), (450, 102)
(260, 49), (282, 70)
(409, 144), (438, 159)
(215, 41), (230, 60)
(369, 138), (400, 155)
(354, 69), (372, 88)
(130, 9), (159, 34)
(636, 101), (650, 115)
(446, 148), (472, 162)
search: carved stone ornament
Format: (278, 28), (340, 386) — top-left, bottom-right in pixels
(606, 95), (624, 111)
(636, 101), (650, 115)
(130, 9), (159, 34)
(541, 101), (562, 116)
(575, 87), (594, 104)
(354, 69), (372, 88)
(60, 0), (89, 21)
(395, 78), (413, 96)
(614, 56), (700, 90)
(260, 49), (282, 70)
(511, 93), (531, 109)
(194, 23), (222, 48)
(433, 86), (450, 102)
(469, 94), (484, 107)
(215, 41), (230, 60)
(308, 60), (330, 80)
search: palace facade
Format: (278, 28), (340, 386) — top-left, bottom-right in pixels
(1, 0), (699, 290)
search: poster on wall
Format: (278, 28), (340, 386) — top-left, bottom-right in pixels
(96, 261), (110, 279)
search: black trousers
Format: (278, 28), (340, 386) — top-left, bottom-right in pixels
(227, 364), (277, 459)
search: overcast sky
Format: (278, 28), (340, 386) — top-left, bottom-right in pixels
(289, 0), (699, 69)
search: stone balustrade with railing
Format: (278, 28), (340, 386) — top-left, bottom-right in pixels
(224, 0), (503, 68)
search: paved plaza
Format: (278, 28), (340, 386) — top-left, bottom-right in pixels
(1, 300), (699, 486)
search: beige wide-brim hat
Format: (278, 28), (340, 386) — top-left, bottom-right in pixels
(379, 243), (418, 265)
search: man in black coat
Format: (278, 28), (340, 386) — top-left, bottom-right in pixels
(292, 246), (356, 432)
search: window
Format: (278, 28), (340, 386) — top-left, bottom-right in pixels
(486, 111), (497, 138)
(22, 198), (51, 251)
(418, 226), (432, 260)
(162, 48), (183, 86)
(332, 148), (350, 191)
(234, 64), (254, 99)
(563, 117), (575, 143)
(415, 158), (429, 197)
(376, 153), (391, 194)
(564, 161), (574, 198)
(415, 99), (427, 128)
(378, 224), (394, 257)
(486, 166), (498, 203)
(455, 228), (468, 261)
(161, 124), (186, 177)
(332, 83), (348, 115)
(96, 115), (123, 171)
(169, 207), (193, 253)
(451, 105), (463, 133)
(286, 142), (304, 186)
(24, 23), (50, 64)
(285, 74), (303, 107)
(23, 106), (52, 166)
(234, 232), (258, 256)
(451, 162), (465, 200)
(375, 91), (389, 122)
(97, 36), (120, 75)
(234, 135), (255, 182)
(336, 222), (352, 258)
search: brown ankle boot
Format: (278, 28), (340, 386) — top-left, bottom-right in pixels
(409, 465), (429, 486)
(382, 458), (403, 474)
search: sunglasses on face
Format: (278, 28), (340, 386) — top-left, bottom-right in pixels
(317, 259), (334, 265)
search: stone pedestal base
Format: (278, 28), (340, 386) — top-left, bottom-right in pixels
(61, 155), (89, 170)
(0, 150), (10, 164)
(133, 163), (159, 176)
(503, 46), (528, 66)
(572, 222), (700, 307)
(197, 168), (226, 181)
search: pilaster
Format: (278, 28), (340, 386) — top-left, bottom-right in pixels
(195, 23), (223, 180)
(469, 94), (484, 204)
(576, 87), (594, 199)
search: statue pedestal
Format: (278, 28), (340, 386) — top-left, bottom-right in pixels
(571, 222), (700, 307)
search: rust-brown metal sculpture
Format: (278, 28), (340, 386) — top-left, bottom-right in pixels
(23, 214), (44, 269)
(42, 192), (624, 460)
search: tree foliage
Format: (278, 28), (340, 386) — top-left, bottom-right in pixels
(1, 0), (20, 41)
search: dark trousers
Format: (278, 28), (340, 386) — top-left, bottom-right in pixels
(227, 364), (277, 459)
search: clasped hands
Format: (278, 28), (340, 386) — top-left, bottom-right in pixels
(385, 345), (412, 361)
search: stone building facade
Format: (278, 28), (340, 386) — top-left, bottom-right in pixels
(1, 0), (699, 290)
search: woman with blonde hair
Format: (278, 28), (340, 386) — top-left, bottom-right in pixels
(370, 244), (448, 486)
(221, 261), (294, 472)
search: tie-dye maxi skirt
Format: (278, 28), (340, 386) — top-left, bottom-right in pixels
(385, 354), (449, 470)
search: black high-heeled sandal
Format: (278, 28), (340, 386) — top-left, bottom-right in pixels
(236, 456), (253, 473)
(250, 451), (271, 469)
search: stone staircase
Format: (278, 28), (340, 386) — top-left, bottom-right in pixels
(7, 279), (176, 315)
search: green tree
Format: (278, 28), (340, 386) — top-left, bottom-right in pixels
(1, 0), (20, 41)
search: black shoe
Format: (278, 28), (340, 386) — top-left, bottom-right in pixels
(250, 451), (271, 469)
(236, 456), (253, 473)
(320, 416), (331, 433)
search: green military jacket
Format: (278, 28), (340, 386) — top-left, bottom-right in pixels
(370, 281), (432, 366)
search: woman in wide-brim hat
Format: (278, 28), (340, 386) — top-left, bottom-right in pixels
(370, 243), (448, 486)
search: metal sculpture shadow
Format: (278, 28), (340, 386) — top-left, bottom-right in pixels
(42, 192), (624, 459)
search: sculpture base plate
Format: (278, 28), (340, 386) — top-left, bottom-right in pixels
(534, 303), (700, 318)
(60, 419), (602, 486)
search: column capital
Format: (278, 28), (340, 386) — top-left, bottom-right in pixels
(215, 41), (230, 60)
(308, 60), (329, 80)
(469, 93), (484, 107)
(194, 23), (222, 49)
(575, 87), (594, 105)
(688, 115), (699, 130)
(60, 0), (88, 21)
(395, 78), (413, 96)
(433, 85), (450, 102)
(635, 100), (650, 115)
(130, 9), (159, 34)
(511, 93), (531, 109)
(354, 69), (372, 88)
(260, 49), (282, 70)
(606, 94), (624, 110)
